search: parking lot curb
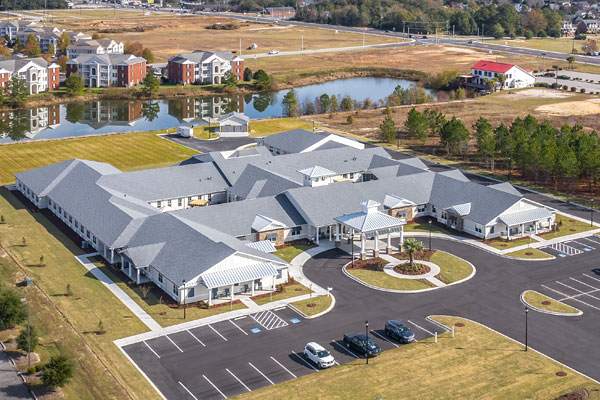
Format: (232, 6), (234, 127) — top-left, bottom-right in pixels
(342, 262), (439, 294)
(289, 294), (336, 320)
(519, 290), (583, 317)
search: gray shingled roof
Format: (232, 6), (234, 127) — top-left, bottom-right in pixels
(228, 164), (300, 200)
(171, 194), (306, 237)
(261, 129), (337, 154)
(97, 163), (228, 202)
(68, 53), (145, 65)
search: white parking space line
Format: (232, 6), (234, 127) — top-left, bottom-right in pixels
(292, 350), (318, 371)
(248, 362), (275, 385)
(407, 320), (434, 336)
(370, 330), (398, 348)
(187, 330), (206, 347)
(143, 340), (161, 359)
(166, 335), (184, 353)
(209, 324), (228, 341)
(583, 236), (600, 245)
(572, 240), (595, 249)
(226, 368), (251, 392)
(274, 306), (287, 311)
(230, 320), (248, 335)
(202, 375), (227, 399)
(271, 356), (297, 378)
(570, 277), (600, 291)
(583, 273), (600, 283)
(427, 318), (450, 332)
(234, 316), (247, 320)
(178, 381), (199, 400)
(331, 340), (360, 359)
(556, 281), (600, 301)
(542, 284), (600, 311)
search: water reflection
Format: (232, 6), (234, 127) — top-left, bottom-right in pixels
(0, 105), (60, 141)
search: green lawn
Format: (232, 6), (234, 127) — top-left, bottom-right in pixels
(250, 118), (313, 137)
(505, 248), (554, 259)
(487, 38), (584, 56)
(235, 316), (600, 400)
(523, 290), (581, 315)
(193, 125), (219, 140)
(90, 257), (247, 328)
(430, 251), (474, 284)
(487, 236), (539, 250)
(251, 282), (312, 305)
(289, 295), (333, 317)
(0, 129), (198, 185)
(540, 214), (596, 239)
(404, 222), (450, 234)
(0, 188), (160, 400)
(273, 244), (316, 263)
(345, 268), (434, 291)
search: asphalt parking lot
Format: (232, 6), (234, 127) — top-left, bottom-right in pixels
(540, 235), (600, 258)
(538, 271), (600, 313)
(124, 304), (438, 399)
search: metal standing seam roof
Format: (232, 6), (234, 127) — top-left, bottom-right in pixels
(251, 214), (286, 232)
(297, 165), (337, 178)
(245, 240), (278, 253)
(334, 210), (405, 233)
(383, 193), (415, 209)
(445, 202), (472, 216)
(200, 262), (279, 289)
(498, 208), (553, 227)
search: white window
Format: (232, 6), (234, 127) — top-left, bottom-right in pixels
(158, 273), (163, 283)
(291, 226), (302, 236)
(173, 284), (177, 294)
(157, 200), (161, 208)
(167, 199), (172, 207)
(178, 198), (182, 207)
(417, 205), (426, 213)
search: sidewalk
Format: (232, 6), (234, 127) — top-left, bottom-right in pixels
(0, 346), (31, 400)
(75, 254), (163, 332)
(288, 242), (334, 296)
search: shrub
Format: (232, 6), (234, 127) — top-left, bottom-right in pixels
(571, 87), (577, 92)
(21, 237), (26, 246)
(27, 367), (35, 375)
(41, 355), (73, 388)
(562, 85), (568, 90)
(39, 255), (44, 267)
(347, 115), (355, 125)
(65, 283), (72, 297)
(580, 88), (586, 93)
(6, 337), (13, 343)
(0, 290), (27, 329)
(0, 215), (5, 224)
(17, 325), (39, 352)
(278, 284), (284, 292)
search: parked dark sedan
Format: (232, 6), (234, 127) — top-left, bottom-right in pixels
(385, 320), (416, 343)
(343, 332), (381, 357)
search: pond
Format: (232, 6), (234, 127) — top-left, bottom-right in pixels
(0, 77), (434, 143)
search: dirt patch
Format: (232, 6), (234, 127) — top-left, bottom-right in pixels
(497, 88), (574, 100)
(555, 388), (589, 400)
(536, 99), (600, 116)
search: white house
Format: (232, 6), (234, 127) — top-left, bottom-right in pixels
(216, 112), (249, 137)
(469, 61), (535, 89)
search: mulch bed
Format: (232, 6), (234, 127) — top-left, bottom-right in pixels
(394, 263), (431, 275)
(556, 371), (568, 377)
(554, 389), (589, 400)
(275, 239), (315, 250)
(455, 322), (465, 327)
(391, 249), (436, 262)
(525, 252), (534, 256)
(250, 281), (297, 301)
(306, 303), (316, 308)
(542, 300), (551, 305)
(348, 257), (388, 270)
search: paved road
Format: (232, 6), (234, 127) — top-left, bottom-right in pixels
(123, 237), (600, 399)
(0, 351), (30, 400)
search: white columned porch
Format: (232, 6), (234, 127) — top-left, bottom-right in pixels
(399, 226), (404, 247)
(231, 284), (234, 301)
(136, 268), (140, 285)
(329, 226), (332, 241)
(386, 228), (392, 254)
(360, 232), (366, 260)
(110, 248), (114, 264)
(315, 226), (319, 245)
(335, 223), (341, 247)
(208, 289), (212, 306)
(507, 224), (511, 240)
(373, 231), (379, 257)
(128, 262), (132, 279)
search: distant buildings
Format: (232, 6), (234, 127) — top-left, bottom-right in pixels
(0, 21), (92, 54)
(167, 50), (244, 85)
(66, 39), (124, 58)
(0, 57), (60, 94)
(66, 54), (147, 88)
(264, 7), (296, 18)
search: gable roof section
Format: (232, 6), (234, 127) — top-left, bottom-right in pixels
(261, 129), (332, 154)
(251, 214), (287, 232)
(472, 61), (515, 73)
(297, 165), (337, 179)
(489, 182), (522, 196)
(383, 193), (415, 209)
(200, 262), (278, 289)
(334, 206), (404, 233)
(228, 164), (301, 200)
(217, 111), (249, 123)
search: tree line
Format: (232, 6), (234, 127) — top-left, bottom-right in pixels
(400, 108), (600, 193)
(0, 0), (66, 10)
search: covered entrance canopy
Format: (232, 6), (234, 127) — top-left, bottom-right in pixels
(498, 207), (553, 239)
(334, 200), (405, 259)
(200, 262), (279, 305)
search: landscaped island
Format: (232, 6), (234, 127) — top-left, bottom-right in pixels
(522, 290), (581, 315)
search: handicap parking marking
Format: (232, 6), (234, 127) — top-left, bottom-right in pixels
(250, 327), (262, 334)
(250, 310), (289, 330)
(548, 242), (583, 256)
(290, 317), (301, 324)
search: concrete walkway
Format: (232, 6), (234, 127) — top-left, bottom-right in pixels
(75, 254), (162, 332)
(380, 254), (446, 287)
(0, 345), (31, 400)
(238, 297), (260, 311)
(288, 242), (334, 296)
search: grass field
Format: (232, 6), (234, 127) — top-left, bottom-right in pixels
(251, 282), (311, 305)
(505, 248), (554, 259)
(487, 38), (585, 55)
(0, 188), (160, 400)
(59, 14), (390, 62)
(540, 214), (596, 239)
(250, 118), (313, 137)
(430, 251), (473, 284)
(272, 244), (316, 263)
(0, 130), (197, 185)
(345, 268), (435, 291)
(487, 236), (539, 250)
(404, 222), (450, 234)
(289, 295), (332, 316)
(523, 290), (581, 314)
(236, 315), (600, 400)
(90, 257), (247, 328)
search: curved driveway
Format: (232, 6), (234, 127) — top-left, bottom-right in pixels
(303, 238), (600, 382)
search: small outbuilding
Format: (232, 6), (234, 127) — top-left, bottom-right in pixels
(216, 112), (250, 137)
(177, 126), (194, 138)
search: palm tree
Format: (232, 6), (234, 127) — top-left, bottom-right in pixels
(497, 73), (506, 90)
(566, 55), (575, 71)
(403, 238), (424, 268)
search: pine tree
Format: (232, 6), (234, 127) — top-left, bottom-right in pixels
(404, 107), (428, 144)
(380, 112), (396, 143)
(474, 117), (495, 169)
(282, 90), (299, 117)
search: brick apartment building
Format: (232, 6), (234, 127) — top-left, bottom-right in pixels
(66, 54), (147, 88)
(0, 57), (59, 94)
(167, 50), (243, 85)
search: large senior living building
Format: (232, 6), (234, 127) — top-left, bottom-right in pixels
(13, 129), (555, 303)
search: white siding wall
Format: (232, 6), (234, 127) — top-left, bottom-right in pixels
(149, 191), (227, 212)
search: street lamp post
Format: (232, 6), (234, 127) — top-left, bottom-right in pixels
(351, 231), (355, 269)
(508, 156), (512, 182)
(20, 298), (30, 368)
(591, 198), (594, 227)
(525, 306), (529, 352)
(364, 320), (369, 365)
(182, 279), (186, 320)
(428, 218), (432, 251)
